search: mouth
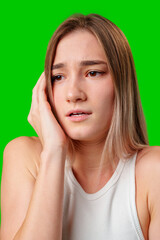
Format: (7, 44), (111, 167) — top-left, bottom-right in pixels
(66, 109), (92, 117)
(69, 112), (91, 116)
(66, 110), (92, 122)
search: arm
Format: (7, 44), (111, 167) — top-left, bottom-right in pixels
(1, 137), (66, 240)
(1, 138), (65, 240)
(147, 148), (160, 240)
(1, 72), (68, 240)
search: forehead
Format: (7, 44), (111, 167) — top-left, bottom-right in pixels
(53, 29), (107, 63)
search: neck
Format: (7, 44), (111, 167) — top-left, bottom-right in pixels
(71, 137), (113, 177)
(69, 138), (119, 193)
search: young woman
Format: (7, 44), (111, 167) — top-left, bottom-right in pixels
(1, 13), (160, 240)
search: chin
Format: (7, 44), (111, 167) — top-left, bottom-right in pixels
(66, 129), (91, 141)
(67, 129), (104, 142)
(69, 134), (91, 141)
(63, 122), (109, 142)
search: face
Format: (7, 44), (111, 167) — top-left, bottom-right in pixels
(51, 29), (115, 142)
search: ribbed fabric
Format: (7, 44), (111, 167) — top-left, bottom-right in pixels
(62, 152), (145, 240)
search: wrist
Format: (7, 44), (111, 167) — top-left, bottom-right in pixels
(40, 148), (66, 166)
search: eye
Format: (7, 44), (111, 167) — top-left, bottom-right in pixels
(87, 71), (104, 77)
(51, 75), (64, 82)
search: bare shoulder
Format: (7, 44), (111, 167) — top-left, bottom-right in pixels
(3, 136), (42, 179)
(136, 145), (160, 191)
(136, 145), (160, 176)
(136, 146), (160, 239)
(1, 136), (43, 239)
(3, 135), (42, 156)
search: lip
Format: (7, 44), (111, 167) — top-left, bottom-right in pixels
(66, 109), (92, 117)
(66, 113), (92, 122)
(66, 109), (92, 122)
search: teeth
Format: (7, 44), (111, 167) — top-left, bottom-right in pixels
(72, 113), (84, 115)
(71, 112), (86, 116)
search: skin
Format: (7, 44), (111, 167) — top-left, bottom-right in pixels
(52, 30), (159, 239)
(1, 29), (160, 240)
(51, 29), (160, 239)
(52, 29), (115, 189)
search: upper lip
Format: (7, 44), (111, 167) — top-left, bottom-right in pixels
(66, 109), (92, 116)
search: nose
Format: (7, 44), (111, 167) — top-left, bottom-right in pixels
(66, 77), (87, 103)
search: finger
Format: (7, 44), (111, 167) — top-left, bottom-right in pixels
(31, 72), (45, 108)
(38, 81), (53, 126)
(28, 72), (45, 124)
(39, 88), (51, 113)
(33, 72), (45, 90)
(38, 73), (47, 92)
(38, 73), (48, 105)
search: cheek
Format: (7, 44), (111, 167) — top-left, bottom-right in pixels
(95, 84), (115, 131)
(95, 81), (115, 109)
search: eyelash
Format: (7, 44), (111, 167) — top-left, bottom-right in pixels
(51, 71), (105, 82)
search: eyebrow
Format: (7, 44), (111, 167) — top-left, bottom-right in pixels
(51, 60), (108, 70)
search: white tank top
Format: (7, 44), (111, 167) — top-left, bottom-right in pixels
(62, 152), (145, 240)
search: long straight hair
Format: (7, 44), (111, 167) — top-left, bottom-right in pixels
(44, 13), (149, 188)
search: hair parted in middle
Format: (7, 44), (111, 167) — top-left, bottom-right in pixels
(44, 13), (149, 171)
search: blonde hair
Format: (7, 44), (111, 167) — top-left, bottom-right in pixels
(44, 13), (149, 177)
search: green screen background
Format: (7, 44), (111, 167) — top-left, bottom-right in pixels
(0, 0), (159, 226)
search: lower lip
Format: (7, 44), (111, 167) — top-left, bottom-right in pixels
(66, 113), (92, 122)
